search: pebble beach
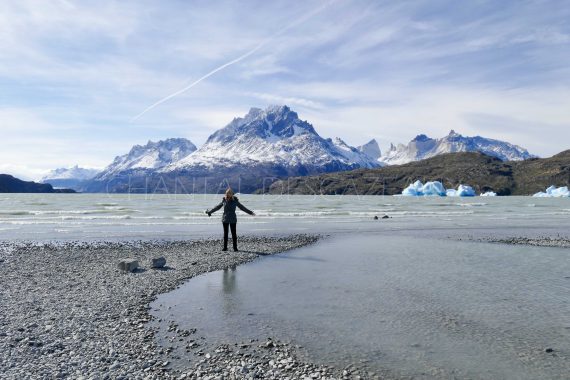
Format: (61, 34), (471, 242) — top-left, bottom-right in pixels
(0, 235), (379, 380)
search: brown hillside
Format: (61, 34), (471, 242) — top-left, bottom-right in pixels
(261, 151), (570, 196)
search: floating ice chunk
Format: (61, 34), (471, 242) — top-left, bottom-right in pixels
(421, 181), (446, 196)
(402, 180), (424, 196)
(446, 184), (476, 197)
(480, 191), (497, 197)
(446, 189), (457, 197)
(401, 181), (476, 197)
(533, 185), (570, 197)
(456, 184), (476, 197)
(401, 180), (446, 196)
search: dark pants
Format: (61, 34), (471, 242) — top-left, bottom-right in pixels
(222, 222), (237, 250)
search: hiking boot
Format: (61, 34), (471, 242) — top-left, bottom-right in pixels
(222, 247), (228, 251)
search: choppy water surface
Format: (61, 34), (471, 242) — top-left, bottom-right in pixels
(153, 233), (570, 379)
(0, 194), (569, 240)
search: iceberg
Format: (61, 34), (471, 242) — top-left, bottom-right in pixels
(533, 185), (570, 197)
(446, 184), (476, 197)
(421, 181), (447, 196)
(456, 184), (476, 197)
(446, 189), (457, 197)
(401, 181), (476, 197)
(401, 180), (424, 196)
(401, 180), (447, 196)
(480, 191), (497, 197)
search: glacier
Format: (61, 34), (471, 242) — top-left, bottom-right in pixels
(533, 185), (570, 197)
(401, 181), (477, 197)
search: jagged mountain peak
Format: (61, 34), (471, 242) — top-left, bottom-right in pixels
(412, 134), (431, 142)
(207, 105), (316, 144)
(129, 138), (196, 153)
(165, 105), (380, 173)
(357, 139), (381, 160)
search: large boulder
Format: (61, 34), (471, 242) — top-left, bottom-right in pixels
(151, 257), (166, 269)
(118, 259), (139, 272)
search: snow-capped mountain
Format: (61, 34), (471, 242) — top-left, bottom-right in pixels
(95, 138), (197, 180)
(357, 139), (381, 160)
(41, 165), (100, 190)
(164, 105), (379, 174)
(42, 165), (99, 182)
(380, 130), (534, 165)
(84, 106), (379, 193)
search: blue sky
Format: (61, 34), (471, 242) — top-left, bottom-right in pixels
(1, 0), (569, 179)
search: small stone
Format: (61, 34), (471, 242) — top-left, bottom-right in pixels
(373, 216), (379, 220)
(545, 348), (554, 353)
(382, 215), (390, 219)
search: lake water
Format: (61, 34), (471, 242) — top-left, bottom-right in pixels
(0, 193), (569, 240)
(3, 194), (570, 378)
(153, 233), (570, 379)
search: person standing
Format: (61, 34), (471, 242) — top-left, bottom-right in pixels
(206, 188), (255, 251)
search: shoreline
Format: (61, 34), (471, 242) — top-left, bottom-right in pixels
(3, 233), (568, 379)
(0, 235), (330, 379)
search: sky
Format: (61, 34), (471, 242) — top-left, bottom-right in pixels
(1, 0), (569, 179)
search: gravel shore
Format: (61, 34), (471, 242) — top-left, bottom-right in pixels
(479, 236), (570, 248)
(0, 235), (376, 380)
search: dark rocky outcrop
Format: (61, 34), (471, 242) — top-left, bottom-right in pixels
(0, 174), (76, 193)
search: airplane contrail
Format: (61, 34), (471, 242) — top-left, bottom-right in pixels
(131, 1), (336, 122)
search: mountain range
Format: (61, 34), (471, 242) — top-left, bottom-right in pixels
(39, 105), (537, 193)
(82, 106), (380, 193)
(379, 130), (535, 165)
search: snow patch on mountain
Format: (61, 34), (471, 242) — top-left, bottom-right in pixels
(380, 130), (534, 165)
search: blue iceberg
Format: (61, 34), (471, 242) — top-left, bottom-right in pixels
(401, 181), (475, 197)
(533, 185), (570, 198)
(401, 180), (446, 196)
(446, 185), (476, 197)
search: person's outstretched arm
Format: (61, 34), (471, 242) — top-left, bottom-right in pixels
(236, 200), (255, 216)
(206, 201), (223, 216)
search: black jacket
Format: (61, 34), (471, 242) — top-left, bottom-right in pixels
(207, 197), (254, 223)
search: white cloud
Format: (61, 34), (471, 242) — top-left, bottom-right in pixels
(244, 92), (324, 110)
(0, 0), (568, 176)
